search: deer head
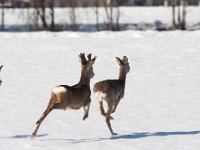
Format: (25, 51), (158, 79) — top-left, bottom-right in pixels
(79, 53), (96, 84)
(116, 56), (130, 80)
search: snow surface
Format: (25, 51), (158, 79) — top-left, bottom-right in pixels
(0, 30), (200, 149)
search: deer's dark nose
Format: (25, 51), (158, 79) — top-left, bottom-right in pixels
(0, 80), (2, 85)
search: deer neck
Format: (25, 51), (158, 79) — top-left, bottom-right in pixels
(79, 69), (90, 85)
(118, 67), (127, 83)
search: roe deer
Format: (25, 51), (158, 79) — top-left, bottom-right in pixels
(93, 56), (130, 135)
(0, 65), (3, 85)
(31, 53), (96, 139)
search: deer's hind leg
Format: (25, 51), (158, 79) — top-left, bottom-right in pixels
(31, 103), (54, 139)
(105, 101), (117, 135)
(112, 98), (121, 113)
(99, 100), (114, 120)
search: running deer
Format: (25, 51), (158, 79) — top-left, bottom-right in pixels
(31, 53), (96, 139)
(93, 56), (130, 135)
(0, 65), (3, 85)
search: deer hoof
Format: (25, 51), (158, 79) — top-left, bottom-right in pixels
(82, 114), (88, 120)
(110, 116), (114, 120)
(36, 120), (40, 124)
(31, 133), (36, 139)
(112, 132), (118, 136)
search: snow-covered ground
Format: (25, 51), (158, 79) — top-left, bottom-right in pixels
(0, 30), (200, 150)
(2, 7), (200, 31)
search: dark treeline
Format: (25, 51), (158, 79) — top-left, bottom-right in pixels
(0, 0), (196, 31)
(0, 0), (122, 31)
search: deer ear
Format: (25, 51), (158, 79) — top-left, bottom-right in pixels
(87, 53), (92, 60)
(0, 65), (3, 70)
(87, 56), (96, 66)
(92, 56), (96, 62)
(79, 54), (83, 65)
(122, 56), (128, 64)
(116, 57), (124, 65)
(79, 53), (87, 65)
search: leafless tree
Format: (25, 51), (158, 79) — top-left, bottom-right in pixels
(94, 0), (99, 31)
(50, 0), (55, 31)
(32, 0), (39, 31)
(69, 0), (77, 31)
(171, 0), (187, 30)
(172, 0), (176, 29)
(103, 0), (120, 31)
(32, 0), (56, 31)
(37, 0), (48, 30)
(181, 0), (187, 30)
(1, 0), (5, 31)
(116, 3), (120, 30)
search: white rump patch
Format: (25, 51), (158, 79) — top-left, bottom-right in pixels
(53, 86), (67, 94)
(94, 91), (107, 102)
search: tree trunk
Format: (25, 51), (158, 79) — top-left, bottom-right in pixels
(172, 0), (176, 29)
(181, 0), (187, 30)
(109, 2), (113, 31)
(41, 0), (48, 30)
(116, 3), (120, 31)
(177, 4), (181, 27)
(50, 0), (55, 31)
(69, 0), (77, 31)
(36, 0), (48, 30)
(95, 0), (99, 31)
(1, 0), (5, 31)
(32, 0), (39, 31)
(103, 0), (110, 30)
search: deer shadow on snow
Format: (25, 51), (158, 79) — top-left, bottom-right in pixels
(0, 131), (199, 142)
(0, 134), (48, 139)
(110, 130), (200, 140)
(38, 130), (200, 143)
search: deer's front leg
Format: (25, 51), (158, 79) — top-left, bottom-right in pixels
(112, 98), (121, 113)
(98, 96), (114, 119)
(83, 99), (91, 120)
